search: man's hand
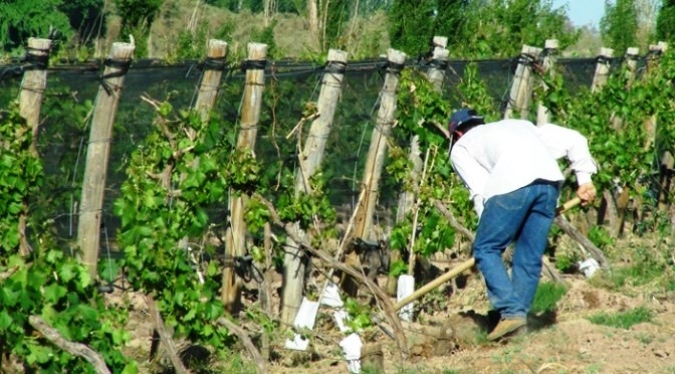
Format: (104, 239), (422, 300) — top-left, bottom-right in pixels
(577, 183), (597, 205)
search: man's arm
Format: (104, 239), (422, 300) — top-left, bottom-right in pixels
(536, 123), (598, 204)
(450, 145), (490, 217)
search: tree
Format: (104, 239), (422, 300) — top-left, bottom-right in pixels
(657, 0), (675, 41)
(455, 0), (578, 58)
(600, 0), (638, 53)
(0, 0), (71, 51)
(387, 0), (436, 56)
(433, 0), (469, 48)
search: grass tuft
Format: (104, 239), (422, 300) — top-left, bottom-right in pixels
(587, 306), (654, 330)
(530, 282), (568, 314)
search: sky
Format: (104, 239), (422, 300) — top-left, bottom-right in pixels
(553, 0), (606, 28)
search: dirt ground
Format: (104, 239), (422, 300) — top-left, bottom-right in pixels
(119, 235), (675, 374)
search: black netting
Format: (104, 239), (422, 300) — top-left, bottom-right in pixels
(0, 55), (646, 250)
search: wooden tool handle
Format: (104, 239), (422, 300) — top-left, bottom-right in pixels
(392, 196), (582, 313)
(556, 196), (581, 215)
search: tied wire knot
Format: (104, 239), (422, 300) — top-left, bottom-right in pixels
(323, 60), (347, 75)
(239, 59), (267, 72)
(380, 60), (405, 77)
(0, 46), (51, 81)
(99, 57), (132, 95)
(202, 55), (228, 72)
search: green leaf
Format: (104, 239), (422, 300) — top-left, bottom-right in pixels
(43, 283), (68, 303)
(0, 310), (14, 329)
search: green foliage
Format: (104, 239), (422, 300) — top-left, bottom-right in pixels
(530, 281), (567, 314)
(657, 0), (675, 41)
(588, 306), (654, 329)
(0, 104), (134, 372)
(343, 297), (374, 332)
(448, 0), (579, 58)
(587, 225), (614, 250)
(600, 0), (638, 54)
(322, 0), (350, 50)
(0, 104), (42, 252)
(387, 0), (435, 57)
(537, 50), (675, 210)
(0, 0), (71, 51)
(115, 103), (235, 349)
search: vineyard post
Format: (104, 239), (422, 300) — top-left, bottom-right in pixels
(194, 39), (229, 122)
(591, 47), (614, 92)
(175, 39), (228, 252)
(342, 48), (406, 296)
(605, 47), (640, 236)
(281, 49), (349, 326)
(624, 47), (640, 87)
(504, 45), (542, 120)
(658, 152), (674, 212)
(609, 47), (639, 131)
(536, 39), (558, 126)
(589, 47), (617, 235)
(17, 37), (52, 257)
(77, 42), (135, 278)
(148, 39), (229, 361)
(386, 37), (448, 296)
(19, 37), (52, 156)
(644, 43), (668, 151)
(221, 43), (267, 311)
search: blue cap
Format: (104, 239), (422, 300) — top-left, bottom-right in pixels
(448, 108), (484, 133)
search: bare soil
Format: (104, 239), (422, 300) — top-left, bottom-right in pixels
(119, 235), (675, 374)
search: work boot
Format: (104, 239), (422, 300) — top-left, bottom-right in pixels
(487, 317), (527, 341)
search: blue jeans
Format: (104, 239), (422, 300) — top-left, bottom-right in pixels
(473, 181), (559, 319)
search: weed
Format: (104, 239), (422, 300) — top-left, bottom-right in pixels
(530, 282), (568, 314)
(636, 332), (654, 344)
(587, 306), (654, 329)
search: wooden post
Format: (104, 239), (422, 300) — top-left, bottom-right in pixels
(221, 43), (267, 311)
(644, 43), (668, 161)
(536, 39), (558, 126)
(194, 39), (229, 122)
(175, 39), (229, 253)
(280, 49), (349, 325)
(342, 48), (406, 296)
(591, 47), (614, 93)
(17, 37), (52, 257)
(658, 152), (674, 212)
(504, 45), (541, 120)
(624, 47), (640, 88)
(386, 38), (447, 296)
(19, 38), (52, 156)
(609, 47), (639, 131)
(77, 42), (135, 278)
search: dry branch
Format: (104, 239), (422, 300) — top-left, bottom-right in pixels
(431, 199), (474, 242)
(216, 318), (267, 374)
(28, 315), (111, 374)
(145, 296), (190, 374)
(554, 215), (610, 270)
(253, 194), (410, 359)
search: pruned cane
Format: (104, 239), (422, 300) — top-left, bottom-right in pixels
(372, 196), (581, 335)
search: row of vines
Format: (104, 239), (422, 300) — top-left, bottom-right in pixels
(1, 43), (674, 372)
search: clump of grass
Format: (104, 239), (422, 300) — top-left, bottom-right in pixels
(530, 282), (568, 314)
(587, 306), (654, 330)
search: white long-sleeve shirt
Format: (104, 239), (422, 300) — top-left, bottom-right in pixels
(450, 119), (597, 217)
